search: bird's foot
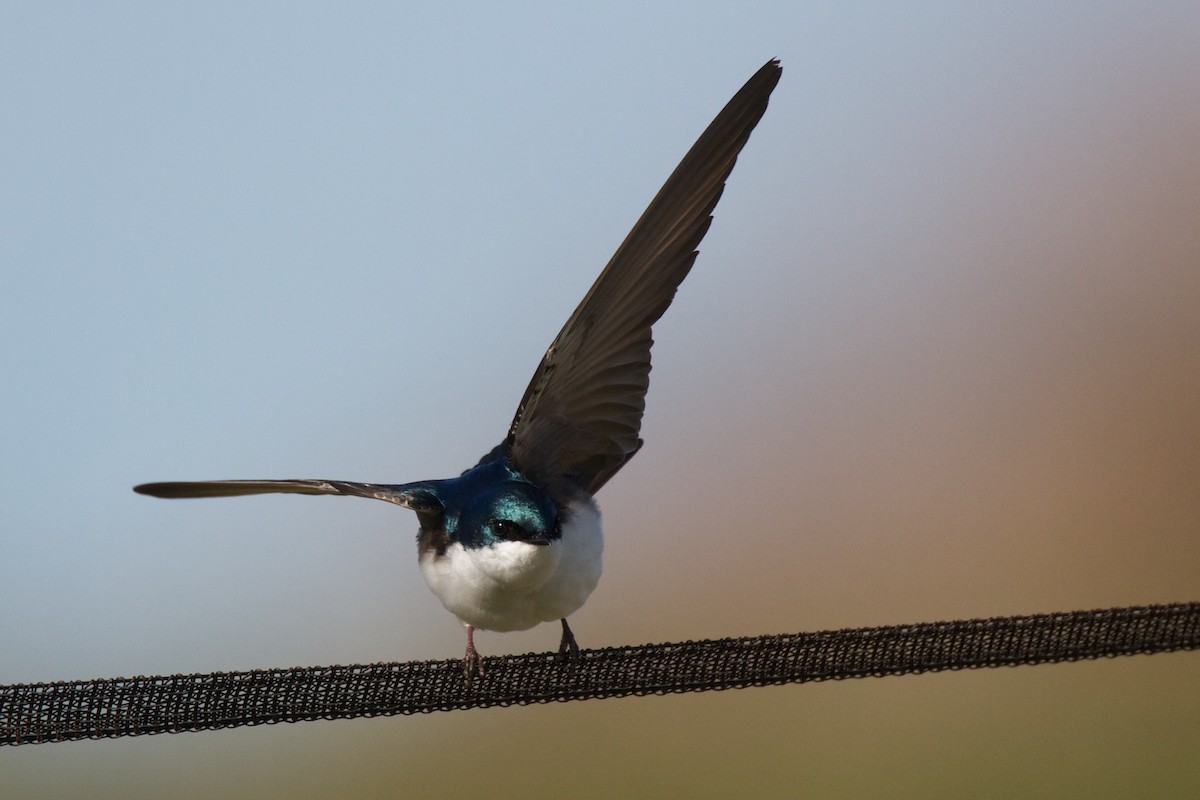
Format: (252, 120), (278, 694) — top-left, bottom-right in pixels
(557, 618), (580, 662)
(462, 626), (486, 687)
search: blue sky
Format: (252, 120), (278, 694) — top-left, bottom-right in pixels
(3, 2), (1199, 797)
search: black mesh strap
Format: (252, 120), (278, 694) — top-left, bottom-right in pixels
(3, 602), (1197, 746)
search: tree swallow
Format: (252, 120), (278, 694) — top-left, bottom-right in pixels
(135, 59), (782, 682)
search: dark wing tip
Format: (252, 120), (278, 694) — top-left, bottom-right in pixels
(134, 482), (202, 497)
(760, 58), (783, 83)
(131, 479), (434, 511)
(131, 480), (340, 499)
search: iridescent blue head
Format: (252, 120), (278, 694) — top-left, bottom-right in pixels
(407, 453), (561, 555)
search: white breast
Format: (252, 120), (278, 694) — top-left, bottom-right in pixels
(417, 498), (603, 632)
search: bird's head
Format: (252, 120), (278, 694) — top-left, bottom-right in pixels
(407, 455), (561, 549)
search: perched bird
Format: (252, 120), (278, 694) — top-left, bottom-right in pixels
(135, 59), (782, 681)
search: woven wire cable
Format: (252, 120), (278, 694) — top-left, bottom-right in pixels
(3, 602), (1197, 746)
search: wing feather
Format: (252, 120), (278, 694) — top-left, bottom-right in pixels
(133, 480), (423, 508)
(506, 60), (782, 493)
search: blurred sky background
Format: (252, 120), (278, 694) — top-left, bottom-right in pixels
(2, 2), (1198, 797)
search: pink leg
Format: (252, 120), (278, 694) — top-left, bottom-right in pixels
(463, 625), (486, 685)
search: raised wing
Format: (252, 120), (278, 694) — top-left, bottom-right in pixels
(506, 59), (781, 494)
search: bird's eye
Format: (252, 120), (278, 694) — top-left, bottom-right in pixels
(488, 519), (527, 541)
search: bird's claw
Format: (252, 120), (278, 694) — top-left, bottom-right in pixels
(557, 618), (580, 662)
(462, 649), (486, 687)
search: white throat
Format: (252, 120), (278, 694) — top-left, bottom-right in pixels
(418, 497), (603, 632)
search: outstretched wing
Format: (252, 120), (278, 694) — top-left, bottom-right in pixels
(134, 480), (429, 509)
(506, 59), (782, 494)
